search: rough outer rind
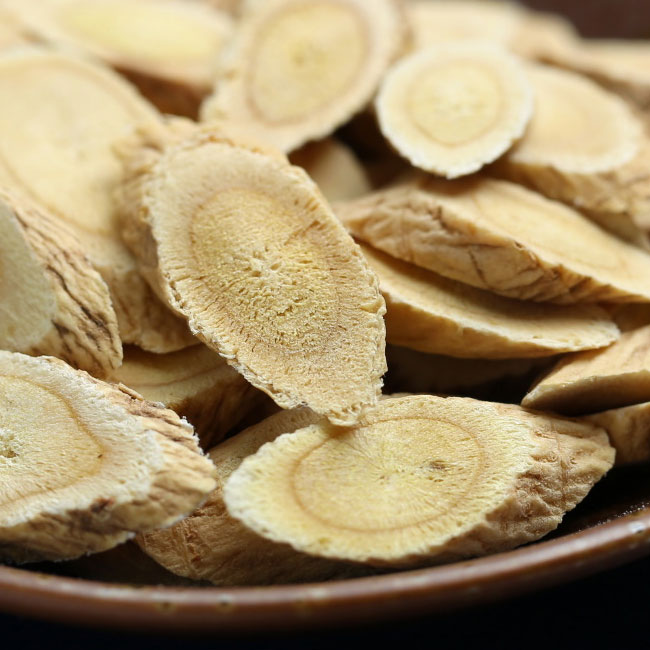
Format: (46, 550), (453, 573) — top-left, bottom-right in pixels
(200, 0), (407, 152)
(118, 125), (386, 425)
(0, 351), (216, 563)
(223, 395), (614, 567)
(138, 408), (371, 585)
(0, 190), (122, 376)
(335, 175), (650, 304)
(360, 242), (619, 358)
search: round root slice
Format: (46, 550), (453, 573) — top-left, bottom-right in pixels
(108, 344), (263, 449)
(0, 48), (194, 353)
(224, 395), (614, 567)
(336, 175), (650, 304)
(0, 190), (122, 376)
(507, 10), (579, 61)
(200, 0), (406, 152)
(12, 0), (234, 118)
(289, 138), (371, 203)
(585, 403), (650, 466)
(360, 243), (619, 359)
(523, 324), (650, 416)
(376, 43), (533, 178)
(138, 408), (371, 585)
(0, 351), (217, 564)
(120, 128), (387, 426)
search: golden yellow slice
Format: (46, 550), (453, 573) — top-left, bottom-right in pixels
(200, 0), (406, 152)
(0, 48), (195, 353)
(361, 243), (619, 358)
(119, 126), (386, 426)
(12, 0), (233, 118)
(138, 408), (370, 585)
(0, 190), (122, 376)
(376, 43), (533, 178)
(224, 395), (613, 567)
(523, 325), (650, 415)
(0, 351), (216, 563)
(289, 138), (371, 203)
(336, 175), (650, 304)
(108, 345), (261, 448)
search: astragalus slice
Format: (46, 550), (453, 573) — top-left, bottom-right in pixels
(0, 351), (216, 563)
(0, 190), (121, 376)
(120, 127), (386, 426)
(224, 395), (613, 567)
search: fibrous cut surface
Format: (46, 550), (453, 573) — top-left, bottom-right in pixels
(109, 345), (261, 448)
(224, 395), (614, 566)
(376, 43), (533, 178)
(138, 408), (370, 585)
(523, 325), (650, 415)
(0, 190), (121, 376)
(120, 128), (386, 425)
(0, 48), (195, 353)
(200, 0), (405, 152)
(360, 243), (619, 359)
(336, 175), (650, 304)
(0, 351), (216, 563)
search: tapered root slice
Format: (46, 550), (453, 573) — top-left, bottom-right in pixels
(200, 0), (406, 152)
(336, 175), (650, 304)
(523, 325), (650, 415)
(108, 345), (263, 448)
(138, 408), (371, 585)
(0, 351), (216, 563)
(376, 44), (533, 178)
(0, 191), (122, 376)
(120, 127), (386, 425)
(224, 395), (613, 566)
(360, 243), (619, 358)
(12, 0), (233, 118)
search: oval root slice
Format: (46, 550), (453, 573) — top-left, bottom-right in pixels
(376, 43), (533, 178)
(336, 174), (650, 304)
(224, 395), (614, 566)
(0, 351), (216, 563)
(119, 127), (387, 425)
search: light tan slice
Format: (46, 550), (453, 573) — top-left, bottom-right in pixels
(224, 395), (614, 567)
(360, 243), (619, 358)
(119, 126), (386, 426)
(376, 43), (533, 178)
(523, 325), (650, 415)
(289, 138), (371, 203)
(0, 351), (216, 563)
(200, 0), (406, 152)
(12, 0), (233, 118)
(0, 7), (30, 50)
(0, 190), (122, 376)
(0, 48), (195, 353)
(336, 175), (650, 304)
(508, 9), (579, 61)
(108, 345), (262, 449)
(138, 408), (371, 585)
(585, 403), (650, 466)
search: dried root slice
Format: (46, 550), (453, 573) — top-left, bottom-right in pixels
(138, 408), (371, 585)
(200, 0), (405, 152)
(12, 0), (233, 118)
(360, 243), (619, 359)
(108, 345), (262, 449)
(336, 175), (650, 304)
(508, 9), (578, 61)
(0, 7), (30, 50)
(0, 191), (122, 376)
(224, 395), (614, 567)
(585, 403), (650, 466)
(289, 138), (371, 203)
(0, 48), (194, 353)
(523, 325), (650, 416)
(376, 43), (533, 178)
(0, 351), (216, 563)
(120, 127), (386, 425)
